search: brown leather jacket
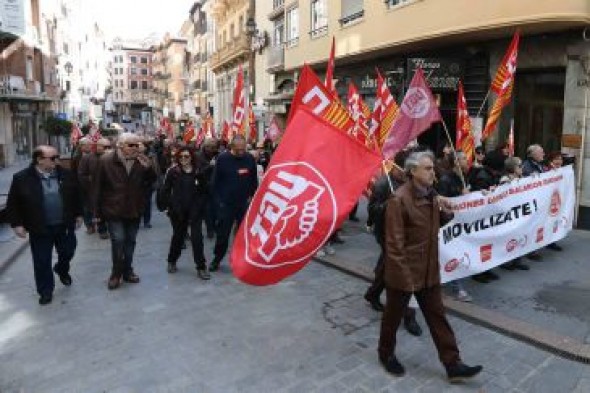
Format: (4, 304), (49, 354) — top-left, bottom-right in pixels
(77, 153), (100, 194)
(383, 181), (451, 292)
(93, 151), (156, 221)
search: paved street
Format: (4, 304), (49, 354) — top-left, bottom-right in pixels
(1, 209), (590, 393)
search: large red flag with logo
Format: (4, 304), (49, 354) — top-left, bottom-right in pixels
(230, 107), (382, 286)
(483, 32), (519, 140)
(288, 64), (355, 134)
(456, 81), (475, 166)
(231, 65), (247, 136)
(381, 68), (441, 159)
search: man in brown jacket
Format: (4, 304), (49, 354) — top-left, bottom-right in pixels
(93, 133), (156, 290)
(378, 150), (482, 382)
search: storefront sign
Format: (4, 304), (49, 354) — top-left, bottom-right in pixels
(407, 58), (463, 91)
(0, 0), (26, 37)
(562, 134), (583, 149)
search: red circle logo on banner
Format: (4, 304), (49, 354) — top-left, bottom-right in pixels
(549, 189), (561, 217)
(240, 162), (337, 271)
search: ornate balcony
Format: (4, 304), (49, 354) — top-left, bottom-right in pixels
(209, 34), (250, 73)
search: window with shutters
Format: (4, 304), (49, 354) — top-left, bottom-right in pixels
(340, 0), (364, 26)
(310, 0), (328, 39)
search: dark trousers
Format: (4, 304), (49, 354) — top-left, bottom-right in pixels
(29, 225), (77, 297)
(378, 285), (461, 366)
(204, 196), (217, 236)
(167, 213), (206, 269)
(213, 201), (248, 263)
(107, 219), (140, 277)
(143, 188), (154, 225)
(365, 252), (385, 301)
(97, 220), (107, 235)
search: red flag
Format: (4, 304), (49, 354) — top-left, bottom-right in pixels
(347, 82), (373, 148)
(325, 36), (336, 95)
(381, 68), (441, 159)
(483, 32), (519, 140)
(230, 107), (382, 286)
(288, 64), (355, 134)
(248, 103), (257, 143)
(231, 65), (247, 136)
(183, 121), (195, 143)
(203, 112), (214, 138)
(70, 122), (82, 145)
(161, 118), (174, 139)
(456, 81), (475, 166)
(266, 116), (282, 142)
(222, 121), (230, 142)
(195, 127), (206, 147)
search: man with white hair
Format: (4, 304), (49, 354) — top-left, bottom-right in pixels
(522, 144), (546, 176)
(93, 133), (156, 290)
(379, 150), (483, 382)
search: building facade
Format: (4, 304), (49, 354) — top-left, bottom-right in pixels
(0, 0), (61, 166)
(209, 0), (252, 130)
(109, 39), (154, 126)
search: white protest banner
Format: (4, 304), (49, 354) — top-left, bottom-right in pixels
(439, 166), (575, 283)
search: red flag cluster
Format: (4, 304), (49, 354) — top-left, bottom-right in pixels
(456, 81), (475, 166)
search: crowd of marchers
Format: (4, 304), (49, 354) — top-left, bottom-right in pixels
(5, 133), (567, 383)
(5, 133), (270, 304)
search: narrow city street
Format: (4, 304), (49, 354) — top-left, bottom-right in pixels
(1, 210), (589, 393)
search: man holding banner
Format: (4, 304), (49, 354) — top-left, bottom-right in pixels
(378, 150), (483, 382)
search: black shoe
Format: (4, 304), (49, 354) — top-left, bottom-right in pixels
(527, 252), (542, 261)
(364, 294), (384, 312)
(500, 263), (516, 271)
(379, 355), (405, 376)
(546, 243), (563, 252)
(197, 267), (211, 280)
(446, 362), (483, 383)
(167, 263), (177, 273)
(349, 216), (360, 222)
(209, 260), (220, 272)
(471, 274), (489, 284)
(404, 316), (423, 337)
(513, 261), (530, 271)
(484, 271), (500, 280)
(122, 272), (140, 283)
(144, 223), (152, 229)
(53, 266), (72, 286)
(331, 235), (345, 244)
(39, 294), (52, 305)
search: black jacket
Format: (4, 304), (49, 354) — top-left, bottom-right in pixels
(6, 165), (83, 233)
(367, 173), (402, 246)
(161, 156), (212, 219)
(436, 171), (464, 198)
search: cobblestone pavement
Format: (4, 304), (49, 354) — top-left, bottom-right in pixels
(1, 210), (589, 392)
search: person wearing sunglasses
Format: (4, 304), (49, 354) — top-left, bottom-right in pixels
(159, 147), (212, 279)
(6, 145), (84, 305)
(93, 133), (157, 290)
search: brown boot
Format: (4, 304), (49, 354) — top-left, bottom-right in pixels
(107, 275), (121, 290)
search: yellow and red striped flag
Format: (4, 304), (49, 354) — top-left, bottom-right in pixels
(370, 69), (399, 149)
(456, 81), (475, 166)
(483, 32), (519, 140)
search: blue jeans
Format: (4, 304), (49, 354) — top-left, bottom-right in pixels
(107, 219), (140, 277)
(29, 225), (77, 297)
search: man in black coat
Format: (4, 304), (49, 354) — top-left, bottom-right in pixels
(210, 135), (258, 271)
(6, 145), (83, 305)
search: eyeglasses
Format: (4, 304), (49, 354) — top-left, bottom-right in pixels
(42, 155), (60, 161)
(125, 143), (139, 148)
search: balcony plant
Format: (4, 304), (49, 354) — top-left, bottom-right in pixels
(44, 117), (73, 137)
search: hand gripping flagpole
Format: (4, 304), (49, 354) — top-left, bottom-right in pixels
(440, 118), (468, 190)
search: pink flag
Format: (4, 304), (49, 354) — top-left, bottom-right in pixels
(266, 116), (282, 142)
(381, 68), (441, 159)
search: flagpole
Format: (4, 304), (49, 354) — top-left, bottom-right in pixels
(476, 89), (491, 118)
(440, 119), (468, 190)
(382, 160), (395, 194)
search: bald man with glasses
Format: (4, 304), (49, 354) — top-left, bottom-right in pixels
(6, 145), (83, 305)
